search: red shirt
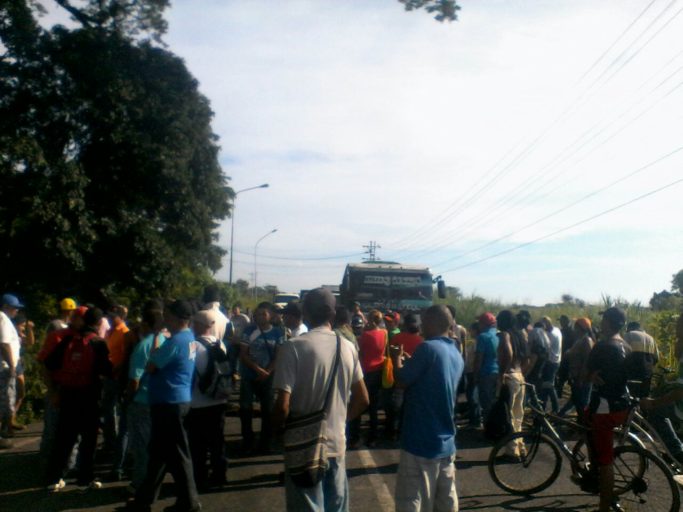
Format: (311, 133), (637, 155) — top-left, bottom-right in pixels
(37, 327), (77, 362)
(359, 329), (387, 373)
(390, 332), (424, 357)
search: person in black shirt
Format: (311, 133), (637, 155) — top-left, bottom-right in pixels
(585, 307), (630, 512)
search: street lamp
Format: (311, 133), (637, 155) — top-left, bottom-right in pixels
(254, 228), (278, 300)
(229, 183), (269, 285)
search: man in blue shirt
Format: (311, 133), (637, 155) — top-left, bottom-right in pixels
(390, 305), (464, 512)
(239, 301), (284, 454)
(474, 312), (499, 425)
(130, 300), (200, 512)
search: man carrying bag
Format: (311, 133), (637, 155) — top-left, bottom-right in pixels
(273, 288), (369, 512)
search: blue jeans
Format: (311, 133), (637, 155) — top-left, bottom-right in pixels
(41, 396), (79, 470)
(101, 378), (121, 451)
(285, 456), (349, 512)
(648, 404), (683, 459)
(465, 372), (481, 425)
(539, 362), (560, 413)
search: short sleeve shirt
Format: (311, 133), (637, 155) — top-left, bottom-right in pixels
(273, 327), (363, 456)
(476, 328), (500, 376)
(129, 333), (166, 405)
(0, 311), (21, 368)
(241, 325), (284, 377)
(148, 328), (196, 405)
(397, 336), (464, 459)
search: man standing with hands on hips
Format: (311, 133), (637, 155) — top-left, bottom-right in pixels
(390, 305), (464, 512)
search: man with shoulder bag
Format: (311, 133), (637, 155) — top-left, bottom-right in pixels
(272, 288), (369, 512)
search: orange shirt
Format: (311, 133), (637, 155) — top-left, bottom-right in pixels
(107, 322), (130, 371)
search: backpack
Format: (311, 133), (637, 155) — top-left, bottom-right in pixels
(484, 383), (512, 441)
(196, 337), (233, 400)
(45, 332), (99, 389)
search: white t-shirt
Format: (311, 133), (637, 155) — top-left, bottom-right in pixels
(274, 327), (363, 457)
(205, 302), (230, 342)
(0, 311), (21, 369)
(191, 335), (228, 409)
(290, 323), (308, 338)
(547, 327), (563, 364)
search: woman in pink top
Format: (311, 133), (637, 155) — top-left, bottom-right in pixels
(350, 310), (387, 447)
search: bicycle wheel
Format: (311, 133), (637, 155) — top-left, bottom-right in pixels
(488, 430), (562, 495)
(613, 446), (680, 512)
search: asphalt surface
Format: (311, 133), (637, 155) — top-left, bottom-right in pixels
(0, 405), (602, 512)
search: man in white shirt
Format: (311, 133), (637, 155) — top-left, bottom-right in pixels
(282, 302), (308, 339)
(202, 286), (230, 344)
(273, 288), (369, 512)
(540, 316), (563, 413)
(0, 293), (23, 442)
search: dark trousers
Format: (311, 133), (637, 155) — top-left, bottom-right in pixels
(239, 376), (273, 449)
(135, 403), (200, 510)
(45, 390), (99, 485)
(187, 404), (228, 488)
(349, 369), (382, 441)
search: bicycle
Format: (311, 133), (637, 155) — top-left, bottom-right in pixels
(488, 383), (680, 511)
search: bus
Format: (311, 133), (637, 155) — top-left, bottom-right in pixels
(340, 261), (443, 312)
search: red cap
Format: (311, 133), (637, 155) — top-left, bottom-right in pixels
(384, 311), (400, 323)
(478, 312), (496, 327)
(73, 306), (89, 318)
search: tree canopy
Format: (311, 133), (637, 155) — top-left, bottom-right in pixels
(399, 0), (461, 22)
(0, 0), (233, 306)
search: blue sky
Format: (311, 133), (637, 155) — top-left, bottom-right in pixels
(45, 1), (683, 304)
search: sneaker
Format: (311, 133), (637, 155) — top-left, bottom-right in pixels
(78, 478), (102, 492)
(47, 479), (66, 493)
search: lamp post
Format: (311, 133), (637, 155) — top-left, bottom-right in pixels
(254, 228), (278, 300)
(229, 183), (269, 285)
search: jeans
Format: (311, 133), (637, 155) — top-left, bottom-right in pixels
(41, 396), (79, 470)
(239, 376), (274, 449)
(539, 362), (560, 413)
(45, 390), (99, 485)
(478, 373), (499, 422)
(0, 368), (16, 434)
(101, 378), (121, 451)
(395, 451), (458, 512)
(127, 401), (151, 490)
(135, 402), (200, 510)
(284, 456), (349, 512)
(187, 404), (228, 488)
(648, 404), (683, 459)
(465, 372), (481, 425)
(558, 381), (591, 422)
(384, 387), (404, 436)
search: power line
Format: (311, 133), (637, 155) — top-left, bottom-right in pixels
(232, 249), (365, 261)
(438, 175), (683, 274)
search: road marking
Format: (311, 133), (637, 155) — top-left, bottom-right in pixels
(356, 449), (394, 511)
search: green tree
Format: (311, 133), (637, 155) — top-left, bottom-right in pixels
(0, 1), (233, 305)
(672, 269), (683, 294)
(399, 0), (461, 22)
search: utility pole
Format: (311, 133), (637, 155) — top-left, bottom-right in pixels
(363, 241), (381, 262)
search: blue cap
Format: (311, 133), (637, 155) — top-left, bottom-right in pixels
(1, 294), (24, 309)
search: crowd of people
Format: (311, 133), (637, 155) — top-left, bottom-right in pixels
(1, 288), (683, 512)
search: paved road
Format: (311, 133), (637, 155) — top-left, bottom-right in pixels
(0, 410), (599, 512)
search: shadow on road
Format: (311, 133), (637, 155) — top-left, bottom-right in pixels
(460, 493), (593, 511)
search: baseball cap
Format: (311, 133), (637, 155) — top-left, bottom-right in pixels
(167, 300), (194, 321)
(60, 298), (77, 311)
(478, 312), (496, 327)
(1, 294), (24, 309)
(73, 306), (89, 318)
(194, 309), (217, 328)
(351, 316), (364, 328)
(384, 311), (401, 324)
(599, 307), (626, 330)
(303, 288), (336, 317)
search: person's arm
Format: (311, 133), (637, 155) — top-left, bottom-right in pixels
(497, 332), (512, 376)
(239, 342), (268, 378)
(0, 344), (14, 376)
(347, 379), (369, 421)
(271, 389), (290, 433)
(22, 321), (36, 347)
(393, 343), (430, 388)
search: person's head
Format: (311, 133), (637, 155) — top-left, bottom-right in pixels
(533, 321), (544, 329)
(202, 285), (221, 305)
(70, 306), (88, 330)
(541, 316), (554, 332)
(478, 312), (496, 331)
(516, 310), (531, 330)
(193, 309), (216, 337)
(496, 310), (515, 332)
(254, 302), (274, 330)
(422, 305), (454, 339)
(282, 301), (303, 329)
(468, 321), (481, 339)
(270, 304), (284, 326)
(384, 311), (400, 330)
(559, 315), (570, 329)
(351, 315), (364, 335)
(13, 312), (28, 337)
(108, 304), (128, 326)
(1, 293), (24, 318)
(83, 307), (103, 332)
(352, 302), (361, 313)
(403, 313), (420, 334)
(165, 300), (193, 334)
(141, 308), (164, 334)
(334, 306), (351, 328)
(59, 297), (77, 318)
(232, 303), (242, 316)
(574, 317), (592, 337)
(626, 321), (641, 332)
(600, 307), (626, 337)
(302, 288), (336, 328)
(446, 304), (457, 323)
(367, 309), (383, 329)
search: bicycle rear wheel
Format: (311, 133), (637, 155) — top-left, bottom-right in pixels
(613, 446), (680, 512)
(488, 430), (562, 495)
